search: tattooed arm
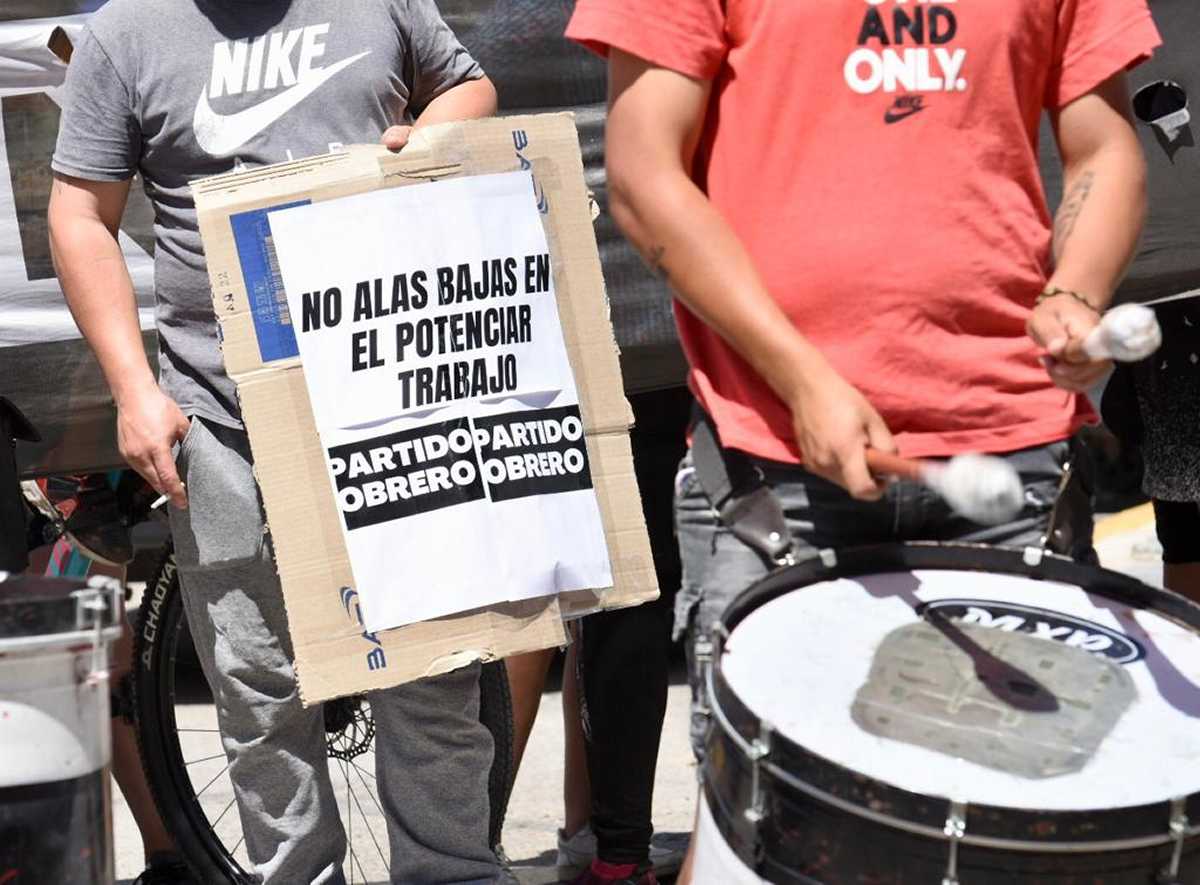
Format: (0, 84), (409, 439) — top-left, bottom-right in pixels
(1028, 73), (1147, 392)
(1052, 169), (1095, 262)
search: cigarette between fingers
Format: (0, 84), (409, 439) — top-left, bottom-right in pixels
(151, 482), (185, 510)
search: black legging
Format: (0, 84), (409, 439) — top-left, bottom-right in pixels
(577, 387), (689, 866)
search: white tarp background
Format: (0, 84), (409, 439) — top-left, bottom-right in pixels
(0, 7), (157, 475)
(0, 13), (155, 348)
(0, 15), (84, 89)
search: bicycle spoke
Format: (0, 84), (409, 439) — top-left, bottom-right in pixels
(345, 760), (353, 885)
(350, 760), (376, 781)
(196, 761), (232, 798)
(232, 833), (246, 858)
(212, 796), (238, 828)
(177, 728), (221, 734)
(344, 763), (388, 870)
(348, 841), (370, 885)
(184, 752), (228, 767)
(350, 761), (386, 822)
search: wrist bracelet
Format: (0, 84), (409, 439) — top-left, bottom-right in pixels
(1036, 285), (1101, 315)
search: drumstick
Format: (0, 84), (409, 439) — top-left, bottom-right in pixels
(866, 449), (1024, 526)
(1081, 303), (1162, 362)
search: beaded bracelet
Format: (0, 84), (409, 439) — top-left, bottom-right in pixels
(1035, 285), (1101, 315)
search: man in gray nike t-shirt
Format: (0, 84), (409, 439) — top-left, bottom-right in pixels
(48, 2), (502, 882)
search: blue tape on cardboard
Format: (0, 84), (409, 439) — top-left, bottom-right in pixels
(229, 200), (310, 362)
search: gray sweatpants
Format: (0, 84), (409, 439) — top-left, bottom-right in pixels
(169, 418), (500, 884)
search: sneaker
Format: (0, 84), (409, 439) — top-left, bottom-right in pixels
(131, 855), (198, 885)
(568, 859), (658, 885)
(494, 843), (520, 884)
(557, 824), (686, 880)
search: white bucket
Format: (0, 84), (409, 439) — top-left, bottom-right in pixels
(694, 793), (770, 884)
(0, 574), (122, 885)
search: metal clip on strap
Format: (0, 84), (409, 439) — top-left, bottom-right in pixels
(690, 410), (796, 567)
(721, 485), (796, 567)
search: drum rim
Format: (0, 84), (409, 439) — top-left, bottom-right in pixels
(0, 575), (123, 647)
(707, 542), (1200, 855)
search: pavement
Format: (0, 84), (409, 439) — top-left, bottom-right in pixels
(112, 505), (1164, 884)
(1093, 501), (1164, 589)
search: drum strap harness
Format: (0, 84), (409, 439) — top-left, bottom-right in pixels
(690, 408), (797, 568)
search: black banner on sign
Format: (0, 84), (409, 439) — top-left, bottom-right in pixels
(474, 405), (594, 502)
(328, 417), (485, 530)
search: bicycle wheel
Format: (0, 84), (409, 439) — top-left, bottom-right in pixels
(132, 541), (516, 883)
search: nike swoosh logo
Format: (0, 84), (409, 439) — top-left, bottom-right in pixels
(883, 106), (925, 124)
(193, 51), (371, 156)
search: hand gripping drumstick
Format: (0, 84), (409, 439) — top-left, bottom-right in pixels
(866, 450), (1025, 526)
(1081, 303), (1162, 362)
(858, 307), (1161, 525)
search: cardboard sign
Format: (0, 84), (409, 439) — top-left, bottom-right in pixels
(265, 171), (612, 630)
(192, 114), (658, 703)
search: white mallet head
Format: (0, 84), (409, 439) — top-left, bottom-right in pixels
(1085, 303), (1162, 362)
(925, 454), (1024, 526)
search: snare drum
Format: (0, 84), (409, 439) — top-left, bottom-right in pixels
(0, 573), (123, 885)
(699, 544), (1200, 884)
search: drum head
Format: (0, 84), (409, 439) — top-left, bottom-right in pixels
(720, 547), (1200, 813)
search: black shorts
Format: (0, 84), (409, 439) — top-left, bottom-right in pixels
(1154, 499), (1200, 565)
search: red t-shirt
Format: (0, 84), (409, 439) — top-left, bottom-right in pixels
(568, 0), (1160, 462)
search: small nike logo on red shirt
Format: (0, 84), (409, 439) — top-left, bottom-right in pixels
(884, 95), (926, 124)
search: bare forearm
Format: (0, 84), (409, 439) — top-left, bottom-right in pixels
(49, 213), (154, 404)
(415, 76), (497, 127)
(1049, 147), (1146, 307)
(609, 169), (833, 405)
(1047, 70), (1148, 309)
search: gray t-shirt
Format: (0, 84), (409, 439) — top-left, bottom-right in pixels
(53, 0), (483, 427)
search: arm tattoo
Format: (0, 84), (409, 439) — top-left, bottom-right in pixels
(1053, 170), (1095, 258)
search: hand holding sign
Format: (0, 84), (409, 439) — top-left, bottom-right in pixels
(266, 171), (612, 630)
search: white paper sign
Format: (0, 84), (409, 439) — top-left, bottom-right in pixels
(267, 171), (612, 631)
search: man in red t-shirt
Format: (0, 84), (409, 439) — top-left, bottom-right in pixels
(567, 1), (1158, 883)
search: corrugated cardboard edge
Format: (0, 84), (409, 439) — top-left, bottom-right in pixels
(193, 114), (657, 705)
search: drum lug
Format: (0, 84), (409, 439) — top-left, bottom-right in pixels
(941, 799), (968, 885)
(744, 721), (774, 827)
(1159, 796), (1188, 884)
(697, 627), (726, 718)
(73, 578), (121, 682)
(695, 636), (713, 717)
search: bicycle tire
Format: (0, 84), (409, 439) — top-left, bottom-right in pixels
(133, 540), (517, 883)
(132, 540), (248, 883)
